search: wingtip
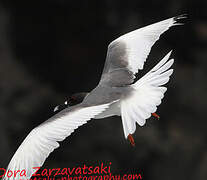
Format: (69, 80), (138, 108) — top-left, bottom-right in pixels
(173, 14), (188, 26)
(166, 50), (173, 59)
(168, 50), (173, 55)
(174, 14), (188, 20)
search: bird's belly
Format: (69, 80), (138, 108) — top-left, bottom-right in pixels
(94, 101), (121, 119)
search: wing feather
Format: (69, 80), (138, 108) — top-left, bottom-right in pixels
(3, 103), (110, 180)
(100, 15), (185, 87)
(120, 52), (174, 137)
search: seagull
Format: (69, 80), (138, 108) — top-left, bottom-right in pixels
(4, 15), (186, 180)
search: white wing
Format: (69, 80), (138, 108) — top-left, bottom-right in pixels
(3, 103), (110, 180)
(120, 51), (174, 138)
(100, 15), (185, 87)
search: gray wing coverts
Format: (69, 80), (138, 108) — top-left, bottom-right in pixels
(82, 85), (127, 106)
(100, 41), (136, 87)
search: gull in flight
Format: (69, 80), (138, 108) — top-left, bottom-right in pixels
(4, 15), (186, 180)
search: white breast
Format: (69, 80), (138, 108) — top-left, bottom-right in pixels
(94, 101), (121, 119)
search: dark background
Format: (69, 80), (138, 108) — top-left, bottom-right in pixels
(0, 0), (206, 179)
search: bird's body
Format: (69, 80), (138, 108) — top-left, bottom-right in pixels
(3, 15), (186, 180)
(95, 100), (121, 119)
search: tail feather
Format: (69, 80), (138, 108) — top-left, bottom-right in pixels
(120, 51), (174, 138)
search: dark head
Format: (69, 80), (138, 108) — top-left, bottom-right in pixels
(67, 92), (89, 106)
(53, 92), (89, 113)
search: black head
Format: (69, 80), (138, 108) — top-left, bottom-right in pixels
(67, 92), (89, 106)
(53, 92), (89, 113)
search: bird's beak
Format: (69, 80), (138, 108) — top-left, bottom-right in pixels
(54, 105), (59, 112)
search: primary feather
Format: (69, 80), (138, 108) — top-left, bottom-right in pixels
(100, 15), (185, 87)
(4, 14), (185, 179)
(3, 104), (110, 180)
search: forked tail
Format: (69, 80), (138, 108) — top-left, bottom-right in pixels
(120, 51), (174, 138)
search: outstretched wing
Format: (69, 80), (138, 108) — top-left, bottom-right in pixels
(99, 15), (185, 87)
(4, 103), (110, 180)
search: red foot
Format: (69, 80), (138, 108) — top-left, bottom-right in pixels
(127, 134), (135, 147)
(152, 113), (160, 119)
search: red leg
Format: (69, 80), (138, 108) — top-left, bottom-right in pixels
(127, 134), (135, 147)
(152, 112), (160, 119)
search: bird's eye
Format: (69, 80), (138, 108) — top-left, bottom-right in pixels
(64, 101), (68, 105)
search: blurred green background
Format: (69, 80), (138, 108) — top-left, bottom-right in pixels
(0, 0), (206, 180)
